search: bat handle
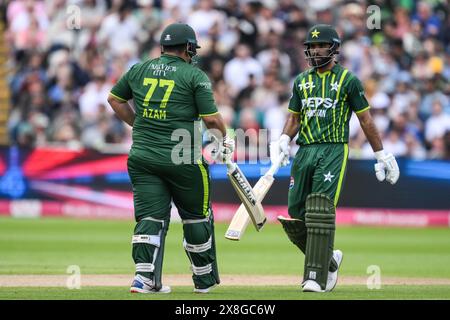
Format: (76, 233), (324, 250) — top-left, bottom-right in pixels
(266, 152), (286, 177)
(225, 158), (236, 173)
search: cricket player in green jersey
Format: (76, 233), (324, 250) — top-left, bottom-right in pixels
(107, 23), (234, 294)
(272, 24), (400, 292)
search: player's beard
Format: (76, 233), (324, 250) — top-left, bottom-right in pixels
(306, 52), (334, 68)
(304, 43), (339, 68)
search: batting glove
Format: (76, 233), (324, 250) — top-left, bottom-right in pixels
(213, 134), (235, 163)
(374, 150), (400, 185)
(270, 134), (291, 167)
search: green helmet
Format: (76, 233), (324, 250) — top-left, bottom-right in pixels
(160, 23), (200, 58)
(304, 24), (341, 68)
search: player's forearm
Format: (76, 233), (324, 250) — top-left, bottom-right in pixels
(201, 113), (227, 137)
(107, 95), (135, 127)
(282, 113), (300, 140)
(358, 112), (383, 152)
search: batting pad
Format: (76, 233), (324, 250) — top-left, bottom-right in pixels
(304, 193), (336, 290)
(132, 217), (169, 291)
(278, 216), (308, 254)
(183, 215), (220, 290)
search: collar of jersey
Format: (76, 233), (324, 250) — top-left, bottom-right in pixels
(313, 63), (341, 77)
(161, 54), (186, 62)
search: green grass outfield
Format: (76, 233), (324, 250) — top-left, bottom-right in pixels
(0, 217), (449, 300)
(2, 286), (450, 300)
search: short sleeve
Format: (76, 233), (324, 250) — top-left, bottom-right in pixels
(110, 66), (135, 102)
(347, 76), (370, 113)
(194, 70), (218, 117)
(288, 78), (302, 114)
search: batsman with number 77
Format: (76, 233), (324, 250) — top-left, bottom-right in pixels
(271, 24), (400, 293)
(108, 23), (235, 295)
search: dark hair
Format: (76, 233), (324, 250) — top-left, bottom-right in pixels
(162, 44), (186, 54)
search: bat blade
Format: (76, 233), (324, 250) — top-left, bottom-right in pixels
(227, 164), (266, 230)
(225, 174), (274, 240)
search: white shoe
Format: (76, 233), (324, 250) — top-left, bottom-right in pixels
(302, 280), (325, 292)
(194, 283), (217, 294)
(326, 250), (343, 292)
(130, 275), (171, 294)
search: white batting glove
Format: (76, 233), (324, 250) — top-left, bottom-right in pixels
(222, 134), (235, 155)
(374, 150), (400, 185)
(270, 134), (291, 167)
(212, 134), (235, 163)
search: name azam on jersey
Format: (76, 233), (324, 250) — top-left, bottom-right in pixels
(143, 108), (167, 120)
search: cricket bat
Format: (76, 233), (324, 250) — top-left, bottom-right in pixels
(225, 152), (286, 241)
(226, 159), (266, 231)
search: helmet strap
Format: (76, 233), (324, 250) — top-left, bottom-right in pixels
(186, 42), (197, 57)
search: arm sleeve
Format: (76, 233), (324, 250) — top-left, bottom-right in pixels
(110, 66), (135, 102)
(194, 70), (218, 116)
(288, 78), (302, 114)
(347, 76), (370, 113)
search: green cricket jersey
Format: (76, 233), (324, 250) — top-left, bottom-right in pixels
(110, 54), (218, 163)
(288, 63), (369, 146)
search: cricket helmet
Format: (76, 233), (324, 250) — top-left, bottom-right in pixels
(304, 24), (341, 68)
(160, 23), (200, 58)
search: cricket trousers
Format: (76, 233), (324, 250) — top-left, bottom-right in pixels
(288, 143), (349, 220)
(127, 148), (220, 290)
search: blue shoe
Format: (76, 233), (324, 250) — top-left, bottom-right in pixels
(130, 275), (171, 294)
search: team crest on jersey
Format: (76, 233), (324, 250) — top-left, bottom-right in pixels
(289, 177), (295, 189)
(330, 81), (340, 91)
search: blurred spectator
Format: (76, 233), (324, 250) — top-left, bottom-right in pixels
(224, 43), (263, 97)
(97, 2), (140, 59)
(7, 0), (48, 35)
(444, 131), (450, 160)
(3, 0), (449, 161)
(255, 4), (285, 38)
(264, 99), (288, 143)
(393, 7), (412, 39)
(425, 101), (450, 144)
(79, 66), (113, 125)
(390, 72), (419, 119)
(369, 92), (390, 135)
(14, 14), (47, 50)
(234, 1), (260, 48)
(420, 78), (450, 119)
(256, 31), (291, 81)
(405, 132), (427, 160)
(48, 106), (82, 148)
(429, 137), (446, 159)
(403, 20), (425, 56)
(412, 1), (441, 38)
(382, 130), (408, 158)
(186, 0), (226, 41)
(251, 73), (281, 112)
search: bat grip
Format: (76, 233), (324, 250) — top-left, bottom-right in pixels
(225, 158), (236, 173)
(266, 152), (286, 177)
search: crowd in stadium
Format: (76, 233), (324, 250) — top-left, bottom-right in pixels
(4, 0), (450, 159)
